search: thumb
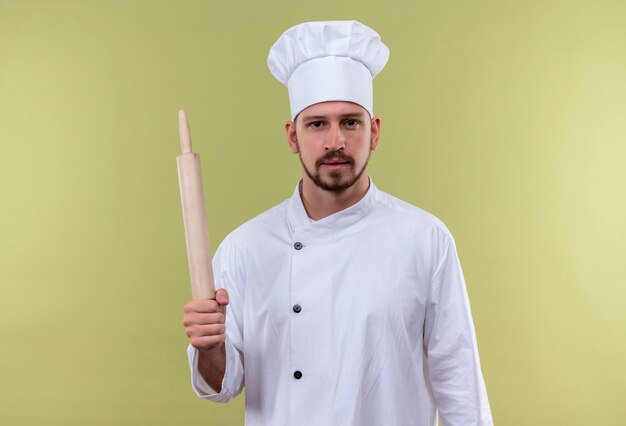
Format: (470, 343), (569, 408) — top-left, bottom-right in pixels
(215, 288), (229, 306)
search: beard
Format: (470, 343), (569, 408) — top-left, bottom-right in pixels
(299, 149), (370, 193)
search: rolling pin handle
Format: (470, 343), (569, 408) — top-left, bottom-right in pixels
(178, 109), (193, 154)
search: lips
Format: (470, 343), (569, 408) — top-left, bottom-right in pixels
(315, 153), (354, 168)
(323, 160), (349, 165)
(321, 160), (351, 169)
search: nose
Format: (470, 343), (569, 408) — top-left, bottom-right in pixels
(324, 123), (346, 151)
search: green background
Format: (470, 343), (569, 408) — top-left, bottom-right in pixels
(1, 0), (625, 424)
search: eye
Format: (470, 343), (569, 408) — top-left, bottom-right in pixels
(307, 121), (325, 130)
(344, 119), (360, 128)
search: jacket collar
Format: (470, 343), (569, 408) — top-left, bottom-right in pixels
(286, 178), (378, 239)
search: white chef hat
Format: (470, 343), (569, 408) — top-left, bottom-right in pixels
(267, 20), (389, 120)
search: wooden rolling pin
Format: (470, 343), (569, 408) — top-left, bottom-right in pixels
(176, 109), (216, 299)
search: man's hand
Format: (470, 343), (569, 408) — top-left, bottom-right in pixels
(183, 288), (229, 392)
(183, 288), (230, 352)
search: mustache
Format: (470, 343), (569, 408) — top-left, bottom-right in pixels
(315, 151), (355, 168)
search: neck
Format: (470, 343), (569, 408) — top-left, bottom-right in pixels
(299, 173), (371, 221)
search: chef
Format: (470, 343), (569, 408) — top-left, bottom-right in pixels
(183, 20), (494, 426)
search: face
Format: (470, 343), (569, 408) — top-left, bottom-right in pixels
(285, 101), (381, 193)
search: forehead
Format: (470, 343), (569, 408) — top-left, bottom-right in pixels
(298, 101), (368, 120)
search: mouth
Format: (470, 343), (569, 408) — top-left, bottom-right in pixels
(321, 161), (350, 168)
(316, 152), (354, 170)
(321, 157), (352, 165)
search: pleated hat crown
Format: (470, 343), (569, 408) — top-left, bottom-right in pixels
(267, 20), (389, 120)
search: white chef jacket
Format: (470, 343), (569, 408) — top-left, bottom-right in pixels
(187, 180), (493, 426)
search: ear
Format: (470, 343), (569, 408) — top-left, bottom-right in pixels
(370, 116), (381, 151)
(285, 121), (299, 153)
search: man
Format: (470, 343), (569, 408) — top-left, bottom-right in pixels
(183, 20), (493, 425)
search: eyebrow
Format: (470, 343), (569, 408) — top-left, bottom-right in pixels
(300, 113), (367, 122)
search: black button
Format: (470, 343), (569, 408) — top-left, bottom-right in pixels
(293, 370), (302, 380)
(293, 304), (302, 313)
(294, 242), (303, 250)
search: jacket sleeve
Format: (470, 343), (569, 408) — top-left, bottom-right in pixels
(423, 233), (493, 425)
(187, 236), (245, 403)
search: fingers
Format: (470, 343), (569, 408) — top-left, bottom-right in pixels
(215, 288), (229, 306)
(185, 323), (226, 338)
(183, 298), (224, 314)
(189, 334), (226, 352)
(183, 289), (229, 313)
(182, 294), (228, 352)
(182, 311), (225, 327)
(183, 311), (227, 352)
